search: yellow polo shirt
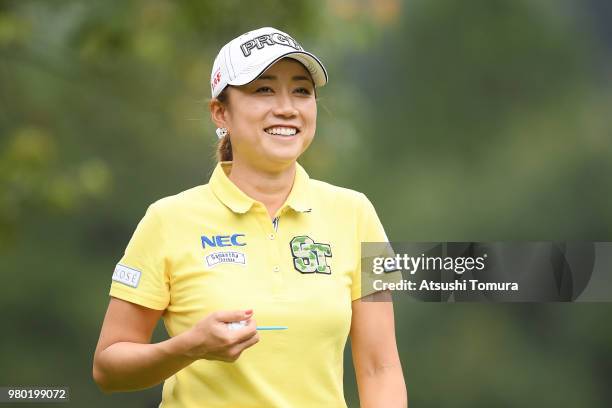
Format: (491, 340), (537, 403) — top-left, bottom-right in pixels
(109, 162), (394, 408)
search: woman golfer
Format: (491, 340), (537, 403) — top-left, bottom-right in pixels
(93, 27), (407, 407)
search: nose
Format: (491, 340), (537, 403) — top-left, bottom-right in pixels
(272, 91), (298, 118)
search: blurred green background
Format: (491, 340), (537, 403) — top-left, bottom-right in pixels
(1, 0), (611, 406)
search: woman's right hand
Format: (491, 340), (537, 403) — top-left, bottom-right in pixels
(181, 309), (259, 362)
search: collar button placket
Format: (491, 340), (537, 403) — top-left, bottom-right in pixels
(255, 207), (284, 296)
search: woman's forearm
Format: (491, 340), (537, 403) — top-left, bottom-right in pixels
(356, 363), (407, 408)
(93, 333), (194, 393)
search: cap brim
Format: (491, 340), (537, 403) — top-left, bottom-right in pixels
(227, 50), (328, 89)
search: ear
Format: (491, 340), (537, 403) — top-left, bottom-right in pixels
(209, 98), (228, 129)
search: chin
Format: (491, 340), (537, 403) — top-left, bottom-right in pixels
(262, 144), (307, 163)
(265, 153), (301, 166)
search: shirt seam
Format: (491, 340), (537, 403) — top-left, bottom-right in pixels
(109, 284), (168, 310)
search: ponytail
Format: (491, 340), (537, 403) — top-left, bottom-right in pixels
(216, 135), (233, 162)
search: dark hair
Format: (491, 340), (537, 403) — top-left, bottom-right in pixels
(214, 88), (232, 162)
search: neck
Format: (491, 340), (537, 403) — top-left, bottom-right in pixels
(228, 160), (296, 219)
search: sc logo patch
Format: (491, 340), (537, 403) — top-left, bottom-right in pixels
(290, 236), (332, 274)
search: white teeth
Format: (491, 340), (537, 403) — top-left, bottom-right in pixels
(265, 127), (297, 136)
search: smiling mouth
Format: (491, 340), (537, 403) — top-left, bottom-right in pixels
(264, 126), (299, 136)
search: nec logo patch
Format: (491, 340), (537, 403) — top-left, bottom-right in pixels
(201, 234), (246, 248)
(112, 264), (141, 288)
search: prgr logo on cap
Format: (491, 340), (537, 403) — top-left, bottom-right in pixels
(240, 32), (303, 57)
(210, 26), (328, 99)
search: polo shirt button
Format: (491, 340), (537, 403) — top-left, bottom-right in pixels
(268, 233), (276, 240)
(273, 266), (280, 272)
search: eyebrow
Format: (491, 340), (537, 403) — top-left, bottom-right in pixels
(256, 75), (312, 82)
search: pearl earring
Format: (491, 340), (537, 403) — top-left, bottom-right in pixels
(216, 127), (228, 139)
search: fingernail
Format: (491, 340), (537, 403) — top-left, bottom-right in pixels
(245, 309), (253, 315)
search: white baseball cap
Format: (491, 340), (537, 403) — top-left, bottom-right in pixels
(210, 27), (328, 98)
